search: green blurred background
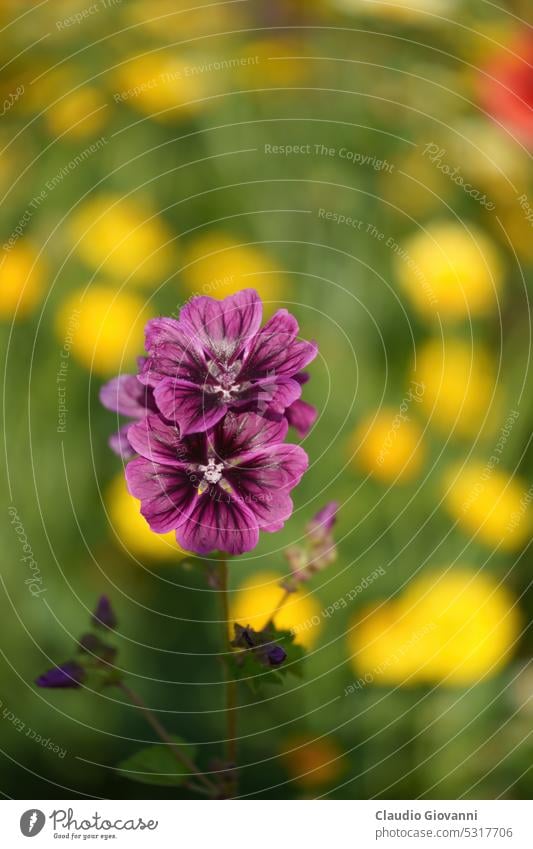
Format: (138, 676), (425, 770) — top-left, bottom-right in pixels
(1, 0), (532, 799)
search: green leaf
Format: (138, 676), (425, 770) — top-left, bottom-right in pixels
(117, 736), (196, 786)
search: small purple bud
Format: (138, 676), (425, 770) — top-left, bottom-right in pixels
(36, 661), (85, 689)
(92, 595), (117, 630)
(267, 644), (287, 666)
(307, 502), (339, 543)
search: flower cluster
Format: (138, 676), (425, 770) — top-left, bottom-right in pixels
(36, 597), (119, 689)
(101, 289), (317, 555)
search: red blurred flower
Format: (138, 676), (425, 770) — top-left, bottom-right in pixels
(481, 34), (533, 145)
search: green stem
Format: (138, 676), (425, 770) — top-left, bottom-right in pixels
(118, 681), (217, 796)
(265, 587), (292, 628)
(218, 556), (238, 768)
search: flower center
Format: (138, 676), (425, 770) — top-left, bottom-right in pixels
(207, 361), (243, 402)
(198, 457), (224, 485)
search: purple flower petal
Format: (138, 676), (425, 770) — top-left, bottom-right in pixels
(230, 443), (309, 492)
(125, 457), (196, 534)
(176, 488), (259, 555)
(154, 378), (228, 437)
(180, 289), (262, 362)
(100, 374), (156, 418)
(214, 411), (288, 459)
(285, 399), (318, 438)
(109, 424), (136, 459)
(127, 415), (190, 467)
(140, 318), (207, 387)
(241, 310), (318, 380)
(36, 661), (85, 689)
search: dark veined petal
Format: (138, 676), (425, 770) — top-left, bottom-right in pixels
(233, 376), (302, 419)
(154, 378), (227, 436)
(212, 411), (288, 462)
(176, 487), (259, 555)
(234, 485), (295, 533)
(180, 288), (262, 363)
(228, 443), (309, 492)
(125, 458), (196, 534)
(100, 374), (152, 418)
(127, 415), (190, 466)
(241, 309), (318, 380)
(140, 318), (207, 386)
(285, 399), (318, 438)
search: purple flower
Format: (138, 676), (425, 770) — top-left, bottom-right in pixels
(100, 362), (159, 459)
(308, 501), (339, 544)
(125, 410), (308, 555)
(285, 372), (317, 438)
(36, 661), (85, 689)
(91, 595), (118, 630)
(139, 289), (317, 436)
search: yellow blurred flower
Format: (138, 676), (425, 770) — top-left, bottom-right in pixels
(122, 0), (243, 40)
(45, 85), (108, 140)
(448, 120), (529, 202)
(0, 243), (46, 320)
(350, 406), (425, 483)
(279, 735), (346, 788)
(333, 0), (457, 23)
(69, 194), (175, 286)
(348, 568), (521, 686)
(414, 338), (497, 438)
(444, 463), (532, 551)
(241, 39), (311, 88)
(110, 55), (207, 122)
(348, 603), (430, 686)
(183, 233), (285, 304)
(106, 473), (188, 561)
(17, 68), (71, 115)
(55, 285), (148, 375)
(396, 222), (503, 320)
(230, 571), (322, 649)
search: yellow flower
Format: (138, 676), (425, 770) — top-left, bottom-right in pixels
(333, 0), (458, 23)
(396, 222), (503, 320)
(45, 85), (108, 140)
(183, 233), (285, 305)
(106, 473), (188, 561)
(55, 285), (148, 375)
(444, 463), (531, 551)
(230, 571), (322, 649)
(110, 55), (206, 122)
(414, 338), (497, 438)
(350, 407), (425, 483)
(69, 194), (175, 286)
(279, 735), (346, 788)
(348, 569), (520, 686)
(0, 243), (46, 320)
(398, 569), (520, 684)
